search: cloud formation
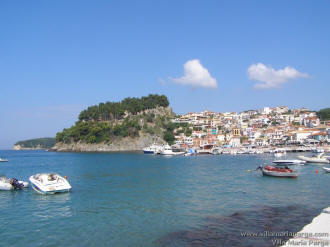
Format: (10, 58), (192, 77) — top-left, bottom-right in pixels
(247, 63), (308, 89)
(171, 59), (217, 88)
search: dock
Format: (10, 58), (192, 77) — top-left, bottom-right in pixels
(281, 207), (330, 246)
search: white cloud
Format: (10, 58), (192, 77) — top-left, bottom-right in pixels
(171, 59), (217, 88)
(247, 63), (308, 89)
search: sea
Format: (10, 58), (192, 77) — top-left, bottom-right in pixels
(0, 150), (329, 247)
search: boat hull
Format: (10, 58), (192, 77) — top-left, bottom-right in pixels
(261, 168), (297, 178)
(323, 167), (330, 173)
(298, 156), (330, 164)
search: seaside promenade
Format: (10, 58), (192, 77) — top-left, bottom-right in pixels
(281, 207), (330, 246)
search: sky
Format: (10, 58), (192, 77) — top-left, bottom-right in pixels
(1, 0), (329, 149)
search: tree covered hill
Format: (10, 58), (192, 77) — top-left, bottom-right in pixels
(14, 138), (55, 149)
(317, 108), (330, 121)
(55, 94), (176, 147)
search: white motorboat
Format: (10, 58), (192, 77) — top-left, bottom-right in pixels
(29, 173), (71, 194)
(0, 158), (8, 162)
(0, 176), (29, 190)
(323, 167), (330, 173)
(273, 159), (306, 165)
(298, 153), (330, 164)
(143, 144), (162, 154)
(159, 145), (185, 155)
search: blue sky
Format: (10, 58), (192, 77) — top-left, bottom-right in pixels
(1, 0), (329, 149)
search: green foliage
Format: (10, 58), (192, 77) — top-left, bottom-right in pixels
(15, 138), (55, 149)
(78, 94), (169, 122)
(163, 131), (175, 145)
(317, 108), (330, 121)
(56, 94), (172, 145)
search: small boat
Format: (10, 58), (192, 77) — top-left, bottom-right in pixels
(298, 153), (330, 164)
(256, 165), (298, 178)
(29, 173), (71, 194)
(160, 145), (185, 155)
(312, 148), (324, 153)
(0, 176), (29, 190)
(273, 159), (306, 165)
(0, 158), (8, 162)
(143, 144), (162, 154)
(323, 167), (330, 173)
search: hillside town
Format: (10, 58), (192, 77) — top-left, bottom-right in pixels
(171, 106), (330, 152)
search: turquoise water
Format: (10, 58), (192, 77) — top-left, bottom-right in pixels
(0, 150), (329, 247)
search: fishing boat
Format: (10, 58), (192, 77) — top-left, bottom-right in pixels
(0, 176), (29, 190)
(29, 173), (71, 194)
(256, 165), (298, 178)
(0, 158), (8, 162)
(323, 167), (330, 173)
(298, 153), (330, 164)
(273, 159), (306, 165)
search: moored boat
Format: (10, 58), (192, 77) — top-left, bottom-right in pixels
(256, 165), (298, 178)
(323, 167), (330, 173)
(0, 176), (29, 190)
(29, 173), (71, 194)
(273, 159), (306, 165)
(298, 153), (330, 164)
(0, 158), (8, 162)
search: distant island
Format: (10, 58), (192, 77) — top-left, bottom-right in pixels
(14, 137), (55, 150)
(54, 94), (178, 152)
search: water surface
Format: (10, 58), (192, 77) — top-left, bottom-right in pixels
(0, 151), (329, 247)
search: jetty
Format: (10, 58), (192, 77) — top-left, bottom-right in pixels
(281, 207), (330, 246)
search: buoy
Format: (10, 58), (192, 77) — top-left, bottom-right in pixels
(247, 170), (251, 172)
(315, 170), (319, 174)
(64, 175), (68, 179)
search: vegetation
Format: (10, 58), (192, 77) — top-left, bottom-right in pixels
(15, 138), (55, 149)
(78, 94), (169, 122)
(317, 108), (330, 121)
(56, 94), (172, 144)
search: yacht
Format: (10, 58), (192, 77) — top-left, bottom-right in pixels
(159, 145), (185, 155)
(298, 153), (330, 164)
(29, 173), (72, 194)
(0, 158), (8, 162)
(143, 144), (163, 154)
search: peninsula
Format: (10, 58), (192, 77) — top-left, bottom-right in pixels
(54, 94), (176, 152)
(14, 138), (55, 150)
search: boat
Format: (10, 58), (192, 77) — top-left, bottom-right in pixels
(273, 159), (306, 165)
(159, 145), (185, 155)
(143, 144), (164, 154)
(312, 148), (324, 153)
(196, 145), (214, 154)
(323, 167), (330, 173)
(298, 153), (330, 164)
(256, 165), (298, 178)
(29, 173), (72, 194)
(0, 176), (29, 190)
(184, 148), (197, 156)
(0, 158), (8, 162)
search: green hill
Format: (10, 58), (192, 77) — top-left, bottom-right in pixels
(317, 108), (330, 121)
(15, 138), (55, 149)
(55, 94), (176, 148)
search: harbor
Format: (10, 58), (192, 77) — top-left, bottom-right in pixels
(0, 150), (329, 246)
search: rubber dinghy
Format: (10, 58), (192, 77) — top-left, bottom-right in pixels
(29, 173), (71, 194)
(256, 165), (298, 178)
(0, 176), (29, 190)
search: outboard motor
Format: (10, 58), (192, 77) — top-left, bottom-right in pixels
(9, 178), (24, 190)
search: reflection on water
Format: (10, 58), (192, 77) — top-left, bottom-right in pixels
(32, 193), (73, 219)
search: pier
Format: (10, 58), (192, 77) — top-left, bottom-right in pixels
(281, 207), (330, 246)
